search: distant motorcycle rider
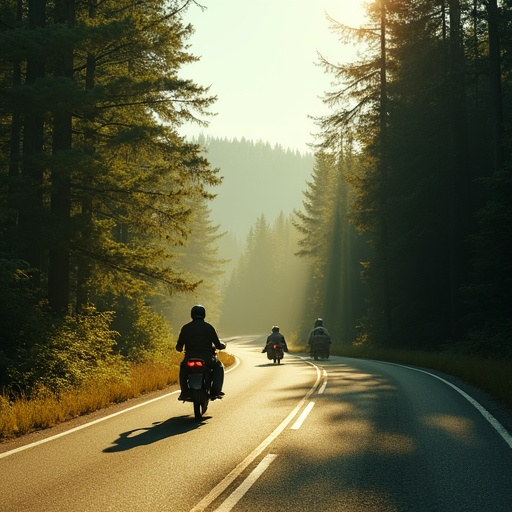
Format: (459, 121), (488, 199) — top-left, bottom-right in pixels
(308, 318), (331, 355)
(262, 326), (288, 354)
(176, 305), (226, 401)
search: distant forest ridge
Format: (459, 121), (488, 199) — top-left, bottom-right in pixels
(192, 135), (315, 239)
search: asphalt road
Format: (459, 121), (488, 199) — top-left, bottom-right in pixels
(2, 335), (512, 512)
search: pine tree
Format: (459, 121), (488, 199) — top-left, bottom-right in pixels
(1, 0), (218, 313)
(462, 0), (512, 357)
(156, 195), (228, 327)
(294, 141), (367, 345)
(293, 151), (337, 317)
(0, 0), (222, 387)
(318, 1), (395, 345)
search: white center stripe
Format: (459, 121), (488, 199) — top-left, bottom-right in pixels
(318, 369), (328, 393)
(214, 454), (278, 512)
(190, 360), (322, 512)
(291, 401), (315, 430)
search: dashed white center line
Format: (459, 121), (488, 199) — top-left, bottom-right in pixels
(291, 401), (315, 430)
(214, 454), (278, 512)
(190, 362), (322, 512)
(318, 369), (328, 393)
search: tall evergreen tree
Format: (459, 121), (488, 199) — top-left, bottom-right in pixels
(462, 0), (512, 357)
(0, 0), (222, 388)
(1, 0), (217, 310)
(312, 0), (512, 355)
(316, 0), (480, 348)
(294, 141), (367, 345)
(294, 151), (336, 317)
(318, 2), (393, 346)
(157, 195), (228, 327)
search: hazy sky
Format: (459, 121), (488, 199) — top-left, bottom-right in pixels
(181, 0), (367, 154)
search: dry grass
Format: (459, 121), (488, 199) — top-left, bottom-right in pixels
(330, 345), (512, 411)
(6, 346), (505, 441)
(0, 351), (236, 440)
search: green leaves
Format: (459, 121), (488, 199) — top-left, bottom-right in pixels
(0, 0), (222, 391)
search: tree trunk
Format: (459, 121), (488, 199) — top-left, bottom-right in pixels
(447, 0), (471, 338)
(487, 0), (504, 172)
(379, 0), (393, 343)
(48, 0), (75, 314)
(18, 0), (47, 276)
(76, 1), (97, 313)
(7, 0), (24, 229)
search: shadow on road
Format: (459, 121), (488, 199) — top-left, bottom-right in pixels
(103, 415), (208, 453)
(254, 362), (288, 367)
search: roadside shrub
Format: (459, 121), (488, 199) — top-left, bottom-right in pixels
(109, 295), (176, 363)
(9, 307), (127, 396)
(0, 259), (47, 387)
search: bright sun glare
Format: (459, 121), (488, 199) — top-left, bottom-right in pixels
(322, 0), (367, 27)
(182, 0), (370, 153)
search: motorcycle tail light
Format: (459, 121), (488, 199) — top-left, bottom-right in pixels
(273, 344), (278, 349)
(187, 360), (204, 368)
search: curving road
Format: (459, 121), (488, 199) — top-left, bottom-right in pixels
(1, 335), (512, 512)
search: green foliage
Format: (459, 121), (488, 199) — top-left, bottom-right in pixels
(220, 212), (309, 335)
(310, 0), (512, 356)
(109, 295), (176, 364)
(0, 0), (224, 393)
(1, 0), (219, 306)
(8, 308), (126, 395)
(157, 195), (228, 327)
(0, 259), (47, 385)
(463, 164), (512, 356)
(293, 145), (368, 344)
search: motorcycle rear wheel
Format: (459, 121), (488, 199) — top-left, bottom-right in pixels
(192, 390), (208, 420)
(193, 400), (201, 419)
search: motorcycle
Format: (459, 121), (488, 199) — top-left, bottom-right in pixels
(310, 340), (330, 360)
(184, 358), (212, 419)
(265, 343), (284, 364)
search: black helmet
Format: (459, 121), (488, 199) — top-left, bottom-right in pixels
(191, 304), (206, 319)
(314, 318), (323, 327)
(272, 326), (279, 332)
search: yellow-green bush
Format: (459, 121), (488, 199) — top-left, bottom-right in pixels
(0, 352), (236, 440)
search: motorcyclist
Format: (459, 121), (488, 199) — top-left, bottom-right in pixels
(176, 304), (226, 401)
(262, 326), (289, 355)
(308, 318), (331, 356)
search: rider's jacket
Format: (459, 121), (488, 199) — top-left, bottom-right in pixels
(176, 318), (224, 360)
(308, 326), (331, 345)
(265, 331), (288, 351)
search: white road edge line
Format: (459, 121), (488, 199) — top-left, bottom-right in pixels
(0, 356), (242, 460)
(384, 361), (512, 449)
(291, 401), (315, 430)
(213, 454), (278, 512)
(189, 358), (322, 512)
(318, 369), (328, 394)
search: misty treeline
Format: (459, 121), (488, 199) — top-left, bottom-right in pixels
(294, 0), (512, 357)
(210, 141), (364, 343)
(219, 212), (310, 336)
(195, 135), (314, 239)
(189, 136), (316, 338)
(0, 0), (225, 394)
